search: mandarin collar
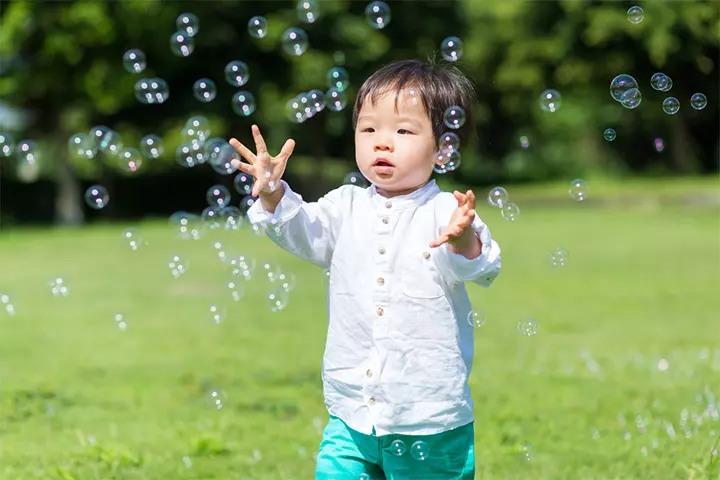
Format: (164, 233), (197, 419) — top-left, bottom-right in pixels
(368, 180), (440, 210)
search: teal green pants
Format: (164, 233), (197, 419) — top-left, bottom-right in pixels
(315, 415), (475, 479)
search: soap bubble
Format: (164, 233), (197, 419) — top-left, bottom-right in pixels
(517, 441), (535, 460)
(168, 254), (189, 279)
(233, 173), (254, 196)
(620, 88), (642, 109)
(327, 67), (349, 91)
(365, 1), (391, 29)
(49, 277), (69, 297)
(501, 202), (520, 221)
(140, 135), (164, 160)
(569, 179), (589, 201)
(0, 133), (14, 157)
(113, 313), (128, 331)
(326, 87), (348, 112)
(610, 74), (638, 102)
(248, 16), (268, 39)
(170, 211), (204, 240)
(690, 93), (707, 110)
(207, 141), (238, 175)
(286, 96), (306, 123)
(207, 185), (231, 207)
(184, 116), (211, 145)
(68, 133), (97, 159)
(207, 387), (226, 407)
(134, 77), (170, 104)
(467, 310), (486, 328)
(176, 141), (205, 168)
(519, 135), (530, 149)
(266, 288), (290, 312)
(85, 185), (109, 209)
(202, 207), (223, 230)
(297, 0), (319, 23)
(118, 147), (142, 173)
(438, 132), (460, 152)
(220, 206), (243, 231)
(176, 12), (199, 37)
(344, 172), (369, 188)
(603, 128), (616, 142)
(281, 27), (309, 56)
(122, 49), (146, 74)
(193, 78), (217, 103)
(170, 30), (194, 57)
(232, 91), (256, 117)
(389, 439), (407, 456)
(122, 229), (144, 251)
(548, 247), (569, 268)
(539, 89), (561, 113)
(307, 89), (326, 114)
(627, 6), (644, 24)
(662, 97), (680, 115)
(443, 106), (466, 129)
(225, 61), (249, 87)
(650, 73), (671, 92)
(488, 186), (508, 208)
(275, 272), (296, 292)
(440, 36), (463, 62)
(517, 318), (538, 336)
(1, 294), (16, 316)
(410, 441), (429, 461)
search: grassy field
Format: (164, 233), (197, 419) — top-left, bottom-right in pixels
(0, 178), (719, 479)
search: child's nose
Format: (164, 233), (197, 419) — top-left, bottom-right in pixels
(373, 136), (393, 152)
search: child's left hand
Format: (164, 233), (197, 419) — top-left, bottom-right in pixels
(429, 190), (477, 248)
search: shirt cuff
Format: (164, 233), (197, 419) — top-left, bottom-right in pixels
(438, 221), (501, 286)
(246, 180), (304, 226)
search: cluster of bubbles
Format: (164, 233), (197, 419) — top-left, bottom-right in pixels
(384, 439), (430, 461)
(431, 105), (467, 174)
(285, 66), (351, 123)
(486, 186), (520, 221)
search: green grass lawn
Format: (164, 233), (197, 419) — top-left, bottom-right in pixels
(0, 179), (719, 479)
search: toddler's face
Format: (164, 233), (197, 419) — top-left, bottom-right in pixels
(354, 88), (436, 197)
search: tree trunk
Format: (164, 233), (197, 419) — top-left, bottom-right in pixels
(669, 115), (699, 173)
(54, 149), (84, 227)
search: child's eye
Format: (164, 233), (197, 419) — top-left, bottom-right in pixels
(397, 129), (412, 135)
(363, 127), (375, 133)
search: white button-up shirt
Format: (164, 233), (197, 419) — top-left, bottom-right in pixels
(247, 179), (501, 436)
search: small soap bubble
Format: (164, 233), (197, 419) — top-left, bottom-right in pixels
(519, 135), (530, 149)
(610, 74), (638, 102)
(327, 67), (349, 91)
(68, 133), (97, 159)
(134, 77), (170, 104)
(410, 441), (429, 461)
(389, 439), (407, 456)
(240, 195), (258, 215)
(122, 49), (146, 74)
(488, 187), (508, 208)
(176, 12), (199, 37)
(168, 254), (189, 279)
(232, 91), (256, 117)
(467, 310), (486, 328)
(122, 228), (144, 251)
(207, 185), (231, 207)
(539, 89), (561, 113)
(650, 73), (671, 92)
(224, 61), (249, 87)
(518, 318), (539, 336)
(0, 294), (16, 316)
(662, 97), (680, 115)
(0, 133), (14, 157)
(226, 278), (245, 302)
(85, 185), (109, 210)
(297, 0), (320, 23)
(627, 6), (644, 24)
(621, 88), (642, 109)
(365, 1), (391, 29)
(220, 206), (243, 231)
(343, 172), (369, 188)
(516, 441), (535, 461)
(118, 147), (143, 173)
(603, 128), (616, 142)
(140, 134), (164, 160)
(208, 142), (238, 176)
(248, 16), (268, 39)
(439, 132), (460, 152)
(690, 93), (707, 110)
(266, 288), (290, 312)
(233, 173), (254, 196)
(286, 96), (307, 123)
(443, 106), (466, 129)
(569, 179), (589, 201)
(501, 202), (520, 221)
(193, 78), (217, 103)
(548, 247), (569, 268)
(184, 116), (211, 144)
(170, 211), (204, 240)
(207, 388), (226, 408)
(49, 277), (69, 297)
(326, 87), (348, 112)
(113, 313), (128, 331)
(17, 139), (39, 165)
(176, 142), (204, 168)
(182, 456), (193, 469)
(202, 206), (223, 230)
(282, 27), (309, 56)
(276, 272), (297, 292)
(211, 240), (232, 263)
(440, 36), (463, 62)
(98, 130), (123, 155)
(170, 30), (194, 57)
(308, 89), (326, 114)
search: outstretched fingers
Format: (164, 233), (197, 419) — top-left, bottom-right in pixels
(251, 124), (268, 155)
(229, 138), (256, 165)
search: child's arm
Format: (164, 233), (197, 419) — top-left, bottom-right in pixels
(430, 190), (501, 287)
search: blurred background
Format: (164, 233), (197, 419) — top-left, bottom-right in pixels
(0, 0), (717, 228)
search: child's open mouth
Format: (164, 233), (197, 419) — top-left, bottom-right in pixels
(372, 158), (395, 173)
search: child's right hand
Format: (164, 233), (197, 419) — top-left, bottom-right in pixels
(229, 124), (295, 197)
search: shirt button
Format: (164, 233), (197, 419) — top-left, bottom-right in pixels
(368, 397), (376, 405)
(381, 216), (389, 224)
(385, 202), (392, 209)
(377, 277), (385, 286)
(376, 307), (384, 316)
(423, 252), (431, 259)
(366, 369), (373, 378)
(378, 247), (386, 254)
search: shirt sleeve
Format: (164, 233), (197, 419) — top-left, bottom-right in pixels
(245, 180), (347, 269)
(432, 192), (502, 288)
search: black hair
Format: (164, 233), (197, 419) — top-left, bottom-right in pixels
(352, 57), (477, 150)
